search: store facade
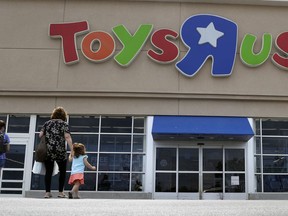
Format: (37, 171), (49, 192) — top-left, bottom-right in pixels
(1, 0), (288, 199)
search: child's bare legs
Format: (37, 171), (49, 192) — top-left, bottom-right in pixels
(70, 180), (81, 198)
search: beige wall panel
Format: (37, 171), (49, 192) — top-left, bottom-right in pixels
(0, 97), (56, 114)
(57, 97), (179, 115)
(0, 49), (60, 90)
(179, 99), (288, 117)
(64, 0), (181, 50)
(0, 0), (64, 49)
(57, 51), (179, 92)
(178, 52), (288, 96)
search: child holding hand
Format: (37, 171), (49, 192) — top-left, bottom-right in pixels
(68, 143), (96, 199)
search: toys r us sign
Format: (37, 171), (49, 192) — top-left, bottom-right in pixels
(49, 14), (287, 77)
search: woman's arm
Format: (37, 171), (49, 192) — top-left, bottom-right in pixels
(83, 157), (96, 170)
(64, 132), (73, 152)
(39, 131), (44, 138)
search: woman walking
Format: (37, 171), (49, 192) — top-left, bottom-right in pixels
(39, 107), (73, 198)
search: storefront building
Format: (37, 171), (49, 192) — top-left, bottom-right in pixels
(1, 0), (288, 200)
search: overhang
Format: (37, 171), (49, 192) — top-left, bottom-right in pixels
(152, 116), (254, 141)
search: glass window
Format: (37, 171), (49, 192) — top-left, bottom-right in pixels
(7, 115), (30, 133)
(256, 137), (261, 154)
(203, 149), (223, 171)
(255, 119), (260, 135)
(32, 115), (146, 192)
(178, 173), (199, 192)
(262, 119), (288, 136)
(98, 173), (129, 191)
(131, 173), (143, 191)
(225, 149), (245, 171)
(262, 137), (288, 154)
(4, 145), (26, 168)
(99, 154), (130, 171)
(100, 135), (131, 152)
(36, 116), (50, 132)
(263, 156), (288, 173)
(132, 154), (143, 172)
(2, 171), (23, 180)
(133, 135), (144, 152)
(203, 173), (223, 193)
(264, 175), (288, 192)
(256, 174), (262, 192)
(255, 155), (261, 173)
(155, 173), (176, 192)
(179, 148), (199, 171)
(156, 148), (176, 171)
(101, 116), (132, 133)
(0, 115), (7, 122)
(225, 174), (245, 193)
(71, 134), (98, 152)
(69, 116), (99, 133)
(133, 117), (145, 133)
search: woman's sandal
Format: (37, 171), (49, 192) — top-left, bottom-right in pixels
(57, 194), (68, 198)
(44, 193), (52, 198)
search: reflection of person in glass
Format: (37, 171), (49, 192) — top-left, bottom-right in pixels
(0, 120), (10, 177)
(134, 179), (142, 191)
(99, 174), (111, 191)
(39, 107), (73, 199)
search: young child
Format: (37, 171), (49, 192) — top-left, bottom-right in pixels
(68, 143), (96, 199)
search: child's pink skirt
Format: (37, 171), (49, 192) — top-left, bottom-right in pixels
(69, 173), (84, 185)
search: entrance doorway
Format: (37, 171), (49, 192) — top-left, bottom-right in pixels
(154, 144), (246, 200)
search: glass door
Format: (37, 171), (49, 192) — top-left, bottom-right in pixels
(201, 148), (246, 200)
(154, 145), (246, 200)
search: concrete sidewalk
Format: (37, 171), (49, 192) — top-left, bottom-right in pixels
(1, 198), (288, 216)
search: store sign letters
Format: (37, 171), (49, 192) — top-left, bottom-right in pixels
(49, 14), (287, 77)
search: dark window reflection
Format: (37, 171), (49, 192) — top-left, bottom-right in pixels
(178, 173), (199, 192)
(71, 134), (98, 152)
(131, 173), (143, 191)
(132, 154), (143, 171)
(79, 173), (96, 191)
(264, 175), (288, 192)
(255, 119), (260, 135)
(225, 174), (245, 193)
(155, 173), (176, 192)
(0, 115), (7, 122)
(262, 137), (288, 154)
(225, 149), (245, 171)
(263, 156), (288, 173)
(98, 173), (129, 191)
(36, 116), (50, 132)
(69, 116), (99, 133)
(2, 182), (22, 188)
(99, 154), (130, 171)
(133, 117), (144, 133)
(179, 148), (199, 171)
(203, 173), (223, 193)
(7, 115), (30, 133)
(2, 171), (23, 180)
(262, 119), (288, 136)
(4, 145), (26, 168)
(100, 135), (131, 152)
(101, 116), (132, 133)
(133, 135), (144, 152)
(156, 148), (176, 171)
(203, 149), (223, 171)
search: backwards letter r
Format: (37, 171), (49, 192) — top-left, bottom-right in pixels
(176, 14), (238, 77)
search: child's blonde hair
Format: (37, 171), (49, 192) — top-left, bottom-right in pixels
(73, 143), (86, 158)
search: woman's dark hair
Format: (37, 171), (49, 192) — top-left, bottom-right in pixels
(73, 143), (86, 158)
(51, 107), (67, 121)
